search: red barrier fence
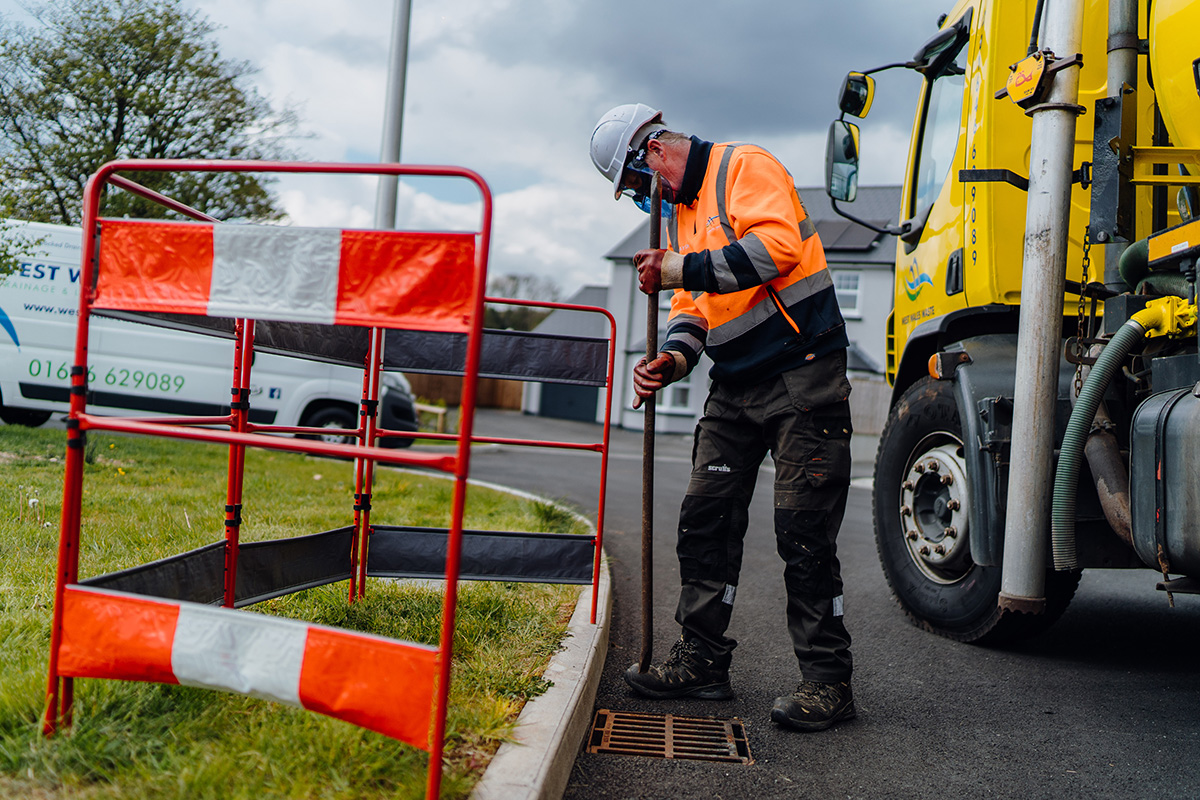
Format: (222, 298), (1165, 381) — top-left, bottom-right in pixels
(41, 159), (614, 799)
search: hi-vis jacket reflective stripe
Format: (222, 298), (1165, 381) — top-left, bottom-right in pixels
(663, 141), (847, 384)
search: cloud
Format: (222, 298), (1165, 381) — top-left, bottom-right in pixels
(3, 0), (952, 295)
(492, 178), (639, 289)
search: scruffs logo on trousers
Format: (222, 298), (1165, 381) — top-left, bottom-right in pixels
(707, 464), (732, 473)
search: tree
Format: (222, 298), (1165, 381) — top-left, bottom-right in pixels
(0, 219), (43, 277)
(0, 0), (298, 229)
(483, 273), (563, 331)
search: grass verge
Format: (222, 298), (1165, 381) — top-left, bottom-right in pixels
(0, 425), (586, 799)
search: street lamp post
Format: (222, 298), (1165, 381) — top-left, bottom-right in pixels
(374, 0), (413, 230)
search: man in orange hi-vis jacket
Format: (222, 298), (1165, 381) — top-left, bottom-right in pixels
(590, 104), (855, 732)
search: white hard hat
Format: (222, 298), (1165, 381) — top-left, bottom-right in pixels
(590, 103), (665, 199)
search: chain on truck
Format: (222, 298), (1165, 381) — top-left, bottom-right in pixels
(826, 0), (1200, 642)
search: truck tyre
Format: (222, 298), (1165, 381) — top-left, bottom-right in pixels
(299, 405), (359, 446)
(874, 376), (1079, 644)
(0, 407), (53, 427)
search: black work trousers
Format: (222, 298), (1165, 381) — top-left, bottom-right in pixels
(674, 352), (853, 683)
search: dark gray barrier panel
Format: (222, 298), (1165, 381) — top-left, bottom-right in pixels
(385, 328), (609, 385)
(234, 528), (355, 606)
(81, 529), (354, 608)
(79, 526), (592, 606)
(95, 311), (371, 368)
(369, 526), (595, 584)
(80, 542), (227, 605)
(97, 311), (610, 387)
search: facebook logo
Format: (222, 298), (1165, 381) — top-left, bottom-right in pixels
(269, 388), (281, 399)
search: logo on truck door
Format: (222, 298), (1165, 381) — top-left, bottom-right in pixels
(903, 259), (934, 301)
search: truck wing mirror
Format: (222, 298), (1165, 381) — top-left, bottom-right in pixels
(838, 72), (875, 118)
(898, 202), (934, 254)
(825, 120), (861, 203)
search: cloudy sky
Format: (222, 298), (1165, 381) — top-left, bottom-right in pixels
(2, 0), (953, 295)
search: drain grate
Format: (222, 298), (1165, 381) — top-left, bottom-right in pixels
(586, 709), (753, 764)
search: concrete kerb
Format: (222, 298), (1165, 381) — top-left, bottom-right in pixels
(385, 468), (611, 800)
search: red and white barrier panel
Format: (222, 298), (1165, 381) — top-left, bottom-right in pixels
(57, 585), (439, 748)
(93, 220), (478, 332)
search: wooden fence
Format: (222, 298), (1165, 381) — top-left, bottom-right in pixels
(404, 374), (524, 411)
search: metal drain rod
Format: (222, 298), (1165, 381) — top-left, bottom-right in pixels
(638, 173), (662, 673)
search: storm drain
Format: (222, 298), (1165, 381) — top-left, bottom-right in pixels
(586, 709), (753, 764)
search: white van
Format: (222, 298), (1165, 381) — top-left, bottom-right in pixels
(0, 220), (417, 446)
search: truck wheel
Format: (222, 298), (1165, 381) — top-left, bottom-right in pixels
(0, 407), (52, 427)
(299, 405), (359, 446)
(873, 376), (1079, 644)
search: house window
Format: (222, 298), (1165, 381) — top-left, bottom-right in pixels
(833, 271), (862, 318)
(661, 370), (693, 412)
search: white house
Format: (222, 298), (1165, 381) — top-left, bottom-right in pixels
(524, 186), (902, 435)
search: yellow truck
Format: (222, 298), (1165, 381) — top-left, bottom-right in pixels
(827, 0), (1200, 642)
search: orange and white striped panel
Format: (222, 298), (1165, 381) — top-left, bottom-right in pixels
(57, 585), (439, 749)
(93, 220), (478, 332)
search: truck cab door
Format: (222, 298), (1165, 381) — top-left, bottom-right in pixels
(894, 8), (974, 343)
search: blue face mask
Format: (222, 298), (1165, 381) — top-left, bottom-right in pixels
(633, 194), (673, 216)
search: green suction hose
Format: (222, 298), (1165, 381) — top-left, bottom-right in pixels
(1050, 320), (1147, 570)
(1051, 297), (1193, 570)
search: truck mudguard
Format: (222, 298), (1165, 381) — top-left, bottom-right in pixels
(938, 333), (1078, 567)
(891, 304), (1020, 406)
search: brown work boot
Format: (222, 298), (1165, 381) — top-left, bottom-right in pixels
(771, 680), (855, 731)
(623, 637), (733, 700)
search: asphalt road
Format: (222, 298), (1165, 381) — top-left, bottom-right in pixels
(468, 409), (1200, 800)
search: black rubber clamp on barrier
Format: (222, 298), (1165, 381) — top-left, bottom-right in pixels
(65, 418), (85, 448)
(360, 399), (378, 416)
(354, 492), (372, 512)
(69, 364), (88, 395)
(229, 387), (250, 410)
(224, 503), (242, 528)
